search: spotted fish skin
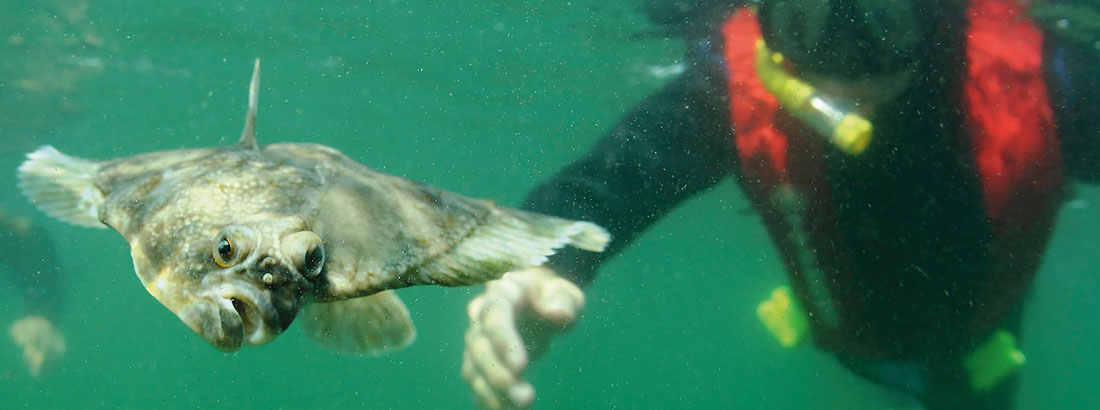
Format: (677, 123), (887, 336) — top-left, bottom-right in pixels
(16, 60), (609, 354)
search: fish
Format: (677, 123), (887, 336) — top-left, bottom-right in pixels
(17, 60), (609, 354)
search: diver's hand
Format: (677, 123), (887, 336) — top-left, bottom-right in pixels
(9, 315), (66, 377)
(462, 266), (584, 410)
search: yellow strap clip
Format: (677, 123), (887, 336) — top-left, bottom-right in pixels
(963, 330), (1026, 393)
(756, 286), (809, 348)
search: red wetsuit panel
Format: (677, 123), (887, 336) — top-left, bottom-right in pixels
(963, 0), (1063, 332)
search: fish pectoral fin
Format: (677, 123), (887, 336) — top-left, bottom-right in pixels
(18, 146), (107, 228)
(403, 209), (610, 287)
(300, 290), (416, 356)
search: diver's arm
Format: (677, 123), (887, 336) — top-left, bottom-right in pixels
(0, 213), (67, 377)
(464, 55), (737, 409)
(522, 59), (737, 286)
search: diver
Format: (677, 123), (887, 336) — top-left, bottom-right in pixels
(1, 208), (67, 377)
(461, 0), (1100, 409)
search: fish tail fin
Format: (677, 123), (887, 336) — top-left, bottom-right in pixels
(17, 145), (107, 228)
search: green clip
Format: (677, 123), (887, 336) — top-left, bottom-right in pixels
(756, 286), (809, 348)
(964, 330), (1026, 393)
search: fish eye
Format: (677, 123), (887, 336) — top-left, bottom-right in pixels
(212, 229), (251, 268)
(302, 243), (325, 278)
(217, 237), (234, 258)
(283, 231), (325, 279)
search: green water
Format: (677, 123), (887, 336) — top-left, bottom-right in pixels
(1, 1), (1097, 409)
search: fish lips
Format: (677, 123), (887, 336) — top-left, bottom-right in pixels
(177, 299), (245, 352)
(179, 282), (299, 351)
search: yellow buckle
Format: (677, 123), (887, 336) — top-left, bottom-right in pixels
(756, 286), (809, 348)
(963, 330), (1026, 393)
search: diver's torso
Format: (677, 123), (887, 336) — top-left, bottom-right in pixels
(716, 7), (1049, 358)
(755, 60), (1024, 359)
(813, 78), (994, 359)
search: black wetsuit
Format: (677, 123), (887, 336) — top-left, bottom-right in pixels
(520, 6), (1100, 410)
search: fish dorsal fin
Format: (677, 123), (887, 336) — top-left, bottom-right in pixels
(237, 58), (260, 150)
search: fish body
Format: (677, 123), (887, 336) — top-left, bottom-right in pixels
(18, 60), (609, 353)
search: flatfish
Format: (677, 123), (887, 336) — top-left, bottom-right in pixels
(18, 60), (609, 353)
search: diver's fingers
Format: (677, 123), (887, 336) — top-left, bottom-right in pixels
(507, 381), (535, 409)
(484, 275), (526, 305)
(468, 285), (530, 372)
(467, 294), (486, 321)
(467, 293), (520, 400)
(530, 274), (585, 326)
(479, 298), (528, 373)
(498, 267), (553, 294)
(10, 315), (65, 378)
(463, 350), (500, 409)
(472, 377), (535, 410)
(468, 369), (504, 410)
(23, 347), (46, 378)
(466, 345), (530, 410)
(464, 340), (500, 409)
(468, 329), (518, 390)
(468, 277), (523, 326)
(470, 270), (527, 317)
(465, 269), (552, 410)
(462, 349), (477, 381)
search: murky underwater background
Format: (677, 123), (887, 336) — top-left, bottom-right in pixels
(1, 1), (1097, 409)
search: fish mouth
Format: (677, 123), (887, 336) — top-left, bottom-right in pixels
(224, 296), (266, 345)
(175, 271), (304, 352)
(176, 299), (244, 352)
(178, 281), (285, 351)
(217, 287), (281, 347)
